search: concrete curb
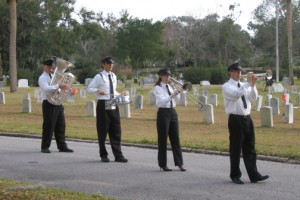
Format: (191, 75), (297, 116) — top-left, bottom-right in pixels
(1, 132), (299, 165)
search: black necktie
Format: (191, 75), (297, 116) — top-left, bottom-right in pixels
(108, 74), (114, 99)
(238, 82), (247, 109)
(166, 85), (173, 108)
(49, 74), (52, 79)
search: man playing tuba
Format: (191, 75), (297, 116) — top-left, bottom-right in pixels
(38, 59), (73, 153)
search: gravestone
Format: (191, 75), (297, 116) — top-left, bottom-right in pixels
(260, 106), (273, 127)
(297, 93), (300, 106)
(209, 94), (218, 107)
(266, 94), (272, 106)
(199, 96), (208, 107)
(272, 82), (284, 92)
(177, 93), (187, 106)
(143, 76), (155, 86)
(18, 79), (29, 88)
(0, 81), (3, 88)
(135, 94), (143, 109)
(125, 82), (132, 88)
(22, 93), (31, 113)
(67, 92), (75, 102)
(130, 88), (137, 98)
(268, 86), (274, 94)
(200, 80), (210, 86)
(291, 85), (298, 94)
(119, 104), (131, 118)
(149, 90), (156, 105)
(85, 78), (93, 86)
(284, 103), (293, 124)
(34, 89), (43, 103)
(80, 88), (86, 98)
(193, 87), (199, 96)
(283, 93), (290, 105)
(282, 77), (290, 86)
(202, 89), (209, 97)
(270, 97), (280, 115)
(0, 92), (5, 104)
(202, 104), (214, 124)
(86, 101), (96, 117)
(255, 95), (263, 111)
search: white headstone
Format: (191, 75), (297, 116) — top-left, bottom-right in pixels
(80, 88), (87, 98)
(272, 83), (284, 92)
(86, 101), (96, 117)
(297, 93), (300, 106)
(282, 77), (290, 86)
(291, 85), (298, 93)
(125, 82), (132, 88)
(135, 94), (143, 109)
(34, 89), (43, 103)
(117, 80), (123, 85)
(67, 93), (75, 102)
(178, 93), (187, 106)
(284, 104), (294, 124)
(119, 103), (131, 118)
(255, 95), (263, 111)
(199, 96), (208, 106)
(200, 80), (211, 86)
(260, 106), (273, 127)
(270, 97), (280, 115)
(0, 92), (5, 104)
(209, 94), (218, 107)
(18, 79), (29, 88)
(193, 87), (199, 96)
(149, 90), (156, 105)
(22, 93), (31, 113)
(283, 93), (290, 105)
(130, 88), (137, 98)
(0, 81), (3, 88)
(202, 104), (214, 124)
(266, 94), (272, 106)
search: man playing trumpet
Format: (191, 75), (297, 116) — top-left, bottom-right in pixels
(222, 62), (269, 184)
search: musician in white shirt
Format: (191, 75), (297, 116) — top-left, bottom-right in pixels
(153, 68), (186, 172)
(222, 62), (269, 184)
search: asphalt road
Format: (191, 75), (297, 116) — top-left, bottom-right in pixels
(0, 135), (299, 200)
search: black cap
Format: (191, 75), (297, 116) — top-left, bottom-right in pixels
(157, 67), (172, 76)
(101, 56), (114, 64)
(227, 62), (242, 72)
(42, 59), (53, 66)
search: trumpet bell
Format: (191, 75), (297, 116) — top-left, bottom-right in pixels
(182, 82), (192, 91)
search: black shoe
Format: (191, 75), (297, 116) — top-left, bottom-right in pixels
(251, 175), (269, 183)
(41, 149), (51, 153)
(160, 167), (172, 171)
(59, 148), (74, 153)
(232, 178), (244, 184)
(178, 166), (186, 172)
(115, 157), (128, 163)
(101, 157), (110, 163)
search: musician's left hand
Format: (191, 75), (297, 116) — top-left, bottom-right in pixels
(120, 91), (128, 96)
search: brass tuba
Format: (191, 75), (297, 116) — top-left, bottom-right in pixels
(46, 56), (75, 105)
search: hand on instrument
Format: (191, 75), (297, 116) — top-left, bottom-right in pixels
(97, 89), (105, 95)
(120, 90), (129, 96)
(59, 83), (69, 90)
(171, 89), (181, 98)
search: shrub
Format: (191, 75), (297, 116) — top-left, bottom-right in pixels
(183, 67), (228, 84)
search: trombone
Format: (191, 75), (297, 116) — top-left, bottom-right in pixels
(169, 77), (204, 109)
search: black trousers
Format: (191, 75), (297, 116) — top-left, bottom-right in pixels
(41, 100), (67, 150)
(96, 100), (123, 158)
(228, 114), (261, 181)
(156, 108), (183, 168)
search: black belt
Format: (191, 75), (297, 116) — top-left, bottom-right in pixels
(229, 114), (250, 118)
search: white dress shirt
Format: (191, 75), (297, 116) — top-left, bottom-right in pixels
(86, 70), (119, 100)
(154, 82), (180, 108)
(38, 71), (59, 100)
(222, 78), (258, 115)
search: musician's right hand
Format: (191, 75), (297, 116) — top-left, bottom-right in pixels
(171, 89), (180, 98)
(59, 83), (69, 90)
(97, 89), (105, 95)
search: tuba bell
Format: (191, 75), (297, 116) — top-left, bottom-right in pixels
(46, 56), (75, 105)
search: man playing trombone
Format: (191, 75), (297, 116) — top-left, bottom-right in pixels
(87, 56), (128, 163)
(222, 62), (269, 184)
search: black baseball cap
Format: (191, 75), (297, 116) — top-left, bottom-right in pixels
(42, 59), (53, 66)
(227, 62), (242, 72)
(101, 56), (114, 64)
(157, 67), (172, 76)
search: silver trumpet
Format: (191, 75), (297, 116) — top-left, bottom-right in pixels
(169, 77), (204, 109)
(241, 71), (272, 81)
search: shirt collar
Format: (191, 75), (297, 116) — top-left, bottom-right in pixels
(229, 78), (239, 85)
(102, 70), (112, 76)
(160, 82), (168, 87)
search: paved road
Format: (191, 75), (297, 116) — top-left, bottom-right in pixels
(0, 136), (299, 200)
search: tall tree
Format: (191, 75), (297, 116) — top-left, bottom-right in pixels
(287, 0), (294, 84)
(8, 0), (17, 92)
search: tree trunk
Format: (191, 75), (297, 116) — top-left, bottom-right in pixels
(287, 0), (294, 85)
(8, 0), (18, 92)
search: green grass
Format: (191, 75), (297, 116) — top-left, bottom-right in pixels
(0, 79), (300, 160)
(0, 178), (114, 200)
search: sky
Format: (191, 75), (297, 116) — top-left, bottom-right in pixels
(74, 0), (264, 32)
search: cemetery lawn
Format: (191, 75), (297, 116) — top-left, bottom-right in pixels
(0, 178), (114, 200)
(0, 80), (300, 160)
